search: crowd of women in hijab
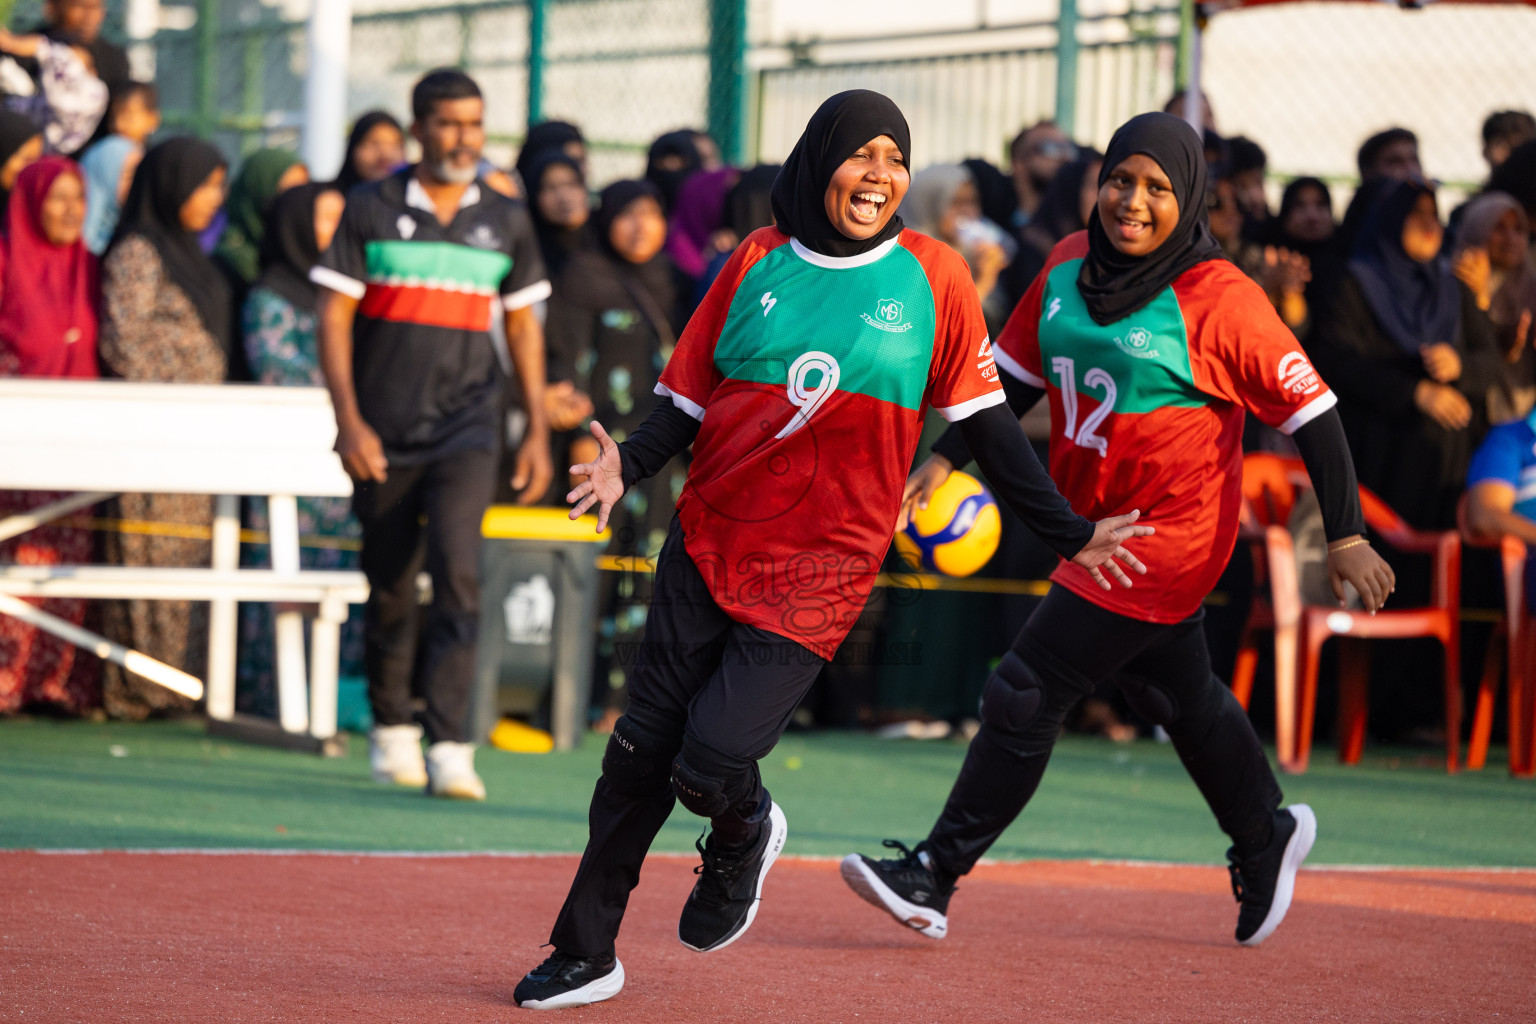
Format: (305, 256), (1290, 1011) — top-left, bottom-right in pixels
(1, 79), (1533, 754)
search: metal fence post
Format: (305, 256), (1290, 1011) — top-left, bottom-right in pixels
(527, 0), (546, 129)
(1176, 0), (1195, 90)
(193, 0), (218, 138)
(1054, 0), (1078, 136)
(708, 0), (747, 162)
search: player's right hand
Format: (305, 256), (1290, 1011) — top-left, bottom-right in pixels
(1070, 510), (1155, 590)
(567, 420), (626, 532)
(335, 415), (388, 482)
(899, 455), (953, 531)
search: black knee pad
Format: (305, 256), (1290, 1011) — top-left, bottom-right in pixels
(979, 651), (1046, 735)
(670, 753), (732, 818)
(601, 715), (673, 799)
(1118, 674), (1180, 727)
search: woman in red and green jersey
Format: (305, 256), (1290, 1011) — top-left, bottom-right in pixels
(843, 113), (1397, 951)
(513, 91), (1151, 1010)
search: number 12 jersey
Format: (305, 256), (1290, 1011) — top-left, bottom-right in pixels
(658, 227), (1005, 658)
(997, 231), (1338, 624)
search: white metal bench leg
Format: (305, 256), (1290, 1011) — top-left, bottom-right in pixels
(205, 494), (241, 721)
(268, 494), (310, 734)
(308, 592), (346, 740)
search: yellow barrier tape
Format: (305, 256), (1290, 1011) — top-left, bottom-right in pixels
(31, 517), (1514, 619)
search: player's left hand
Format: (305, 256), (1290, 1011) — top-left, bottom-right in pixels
(1326, 535), (1396, 613)
(1071, 509), (1155, 590)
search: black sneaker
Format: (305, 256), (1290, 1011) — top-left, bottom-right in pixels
(513, 949), (624, 1010)
(1228, 804), (1317, 946)
(840, 839), (954, 939)
(677, 801), (787, 952)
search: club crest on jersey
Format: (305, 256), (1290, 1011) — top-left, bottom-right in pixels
(396, 214), (417, 240)
(1113, 326), (1159, 360)
(862, 298), (913, 333)
(465, 224), (502, 250)
(1278, 351), (1321, 395)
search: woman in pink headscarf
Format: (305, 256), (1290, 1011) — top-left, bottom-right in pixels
(0, 156), (102, 715)
(665, 166), (739, 283)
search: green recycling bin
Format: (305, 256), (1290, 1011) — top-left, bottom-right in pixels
(471, 506), (611, 750)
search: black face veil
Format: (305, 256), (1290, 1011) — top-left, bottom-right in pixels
(1077, 111), (1225, 326)
(770, 90), (912, 259)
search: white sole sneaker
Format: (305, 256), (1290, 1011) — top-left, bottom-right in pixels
(519, 959), (625, 1010)
(839, 854), (948, 939)
(680, 801), (788, 953)
(1240, 803), (1317, 947)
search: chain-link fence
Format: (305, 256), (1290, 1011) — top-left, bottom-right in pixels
(152, 0), (719, 180)
(1201, 1), (1536, 206)
(754, 6), (1180, 168)
(143, 0), (1535, 197)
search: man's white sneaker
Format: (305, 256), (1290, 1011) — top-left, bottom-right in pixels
(369, 724), (428, 787)
(426, 741), (486, 800)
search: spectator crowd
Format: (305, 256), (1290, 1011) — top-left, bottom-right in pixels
(1, 9), (1534, 782)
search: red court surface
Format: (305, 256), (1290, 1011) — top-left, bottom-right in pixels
(3, 852), (1533, 1022)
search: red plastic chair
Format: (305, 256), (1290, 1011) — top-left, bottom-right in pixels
(1456, 493), (1536, 777)
(1234, 454), (1463, 773)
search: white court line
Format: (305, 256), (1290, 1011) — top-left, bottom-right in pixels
(14, 849), (1536, 873)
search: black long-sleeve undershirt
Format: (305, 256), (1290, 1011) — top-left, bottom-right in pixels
(957, 403), (1095, 559)
(930, 374), (1366, 544)
(613, 393), (1094, 559)
(617, 397), (701, 490)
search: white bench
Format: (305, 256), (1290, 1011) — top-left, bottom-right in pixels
(0, 379), (368, 751)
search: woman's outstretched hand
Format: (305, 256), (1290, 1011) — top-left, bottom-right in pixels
(566, 420), (626, 531)
(1070, 510), (1155, 590)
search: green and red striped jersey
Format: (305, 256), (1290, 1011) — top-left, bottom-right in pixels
(313, 169), (549, 463)
(997, 231), (1336, 623)
(660, 226), (1004, 658)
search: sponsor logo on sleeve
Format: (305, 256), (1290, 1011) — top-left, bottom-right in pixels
(1278, 351), (1321, 396)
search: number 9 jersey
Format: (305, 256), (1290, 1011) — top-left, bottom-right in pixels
(997, 231), (1338, 624)
(658, 226), (1006, 658)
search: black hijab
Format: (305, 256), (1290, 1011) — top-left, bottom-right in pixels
(1266, 176), (1335, 258)
(256, 181), (327, 311)
(770, 90), (911, 259)
(593, 179), (675, 296)
(1490, 139), (1536, 222)
(333, 111), (402, 195)
(525, 151), (592, 280)
(0, 111), (41, 208)
(1033, 154), (1101, 244)
(110, 137), (233, 351)
(1348, 178), (1461, 356)
(644, 130), (703, 213)
(516, 120), (584, 186)
(962, 158), (1018, 232)
(1077, 112), (1225, 326)
(724, 163), (780, 240)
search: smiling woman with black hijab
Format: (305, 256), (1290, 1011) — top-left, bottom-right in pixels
(513, 90), (1145, 1010)
(96, 137), (232, 720)
(850, 112), (1396, 954)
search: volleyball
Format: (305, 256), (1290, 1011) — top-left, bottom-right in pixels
(894, 471), (1002, 577)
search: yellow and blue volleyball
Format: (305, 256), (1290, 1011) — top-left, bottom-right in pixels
(894, 471), (1001, 577)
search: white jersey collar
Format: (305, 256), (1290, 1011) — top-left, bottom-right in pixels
(788, 235), (901, 270)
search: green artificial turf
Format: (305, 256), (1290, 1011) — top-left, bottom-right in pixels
(0, 718), (1531, 866)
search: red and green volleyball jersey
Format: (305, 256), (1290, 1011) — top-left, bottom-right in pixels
(996, 231), (1336, 623)
(660, 226), (1005, 657)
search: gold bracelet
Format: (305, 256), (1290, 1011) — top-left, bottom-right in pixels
(1328, 538), (1369, 554)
